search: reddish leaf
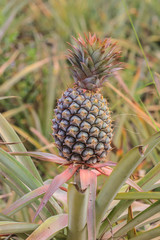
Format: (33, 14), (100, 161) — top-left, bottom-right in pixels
(87, 161), (116, 168)
(80, 169), (97, 240)
(96, 167), (143, 192)
(95, 166), (113, 176)
(33, 165), (80, 221)
(126, 178), (143, 192)
(27, 214), (68, 240)
(10, 151), (69, 165)
(80, 169), (92, 190)
(2, 182), (68, 217)
(3, 185), (49, 215)
(91, 169), (101, 176)
(60, 186), (67, 192)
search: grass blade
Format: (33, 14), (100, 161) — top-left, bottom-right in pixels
(0, 1), (29, 41)
(0, 50), (19, 76)
(2, 104), (30, 119)
(123, 0), (160, 98)
(106, 82), (160, 130)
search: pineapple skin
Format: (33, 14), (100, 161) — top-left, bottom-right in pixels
(52, 86), (112, 163)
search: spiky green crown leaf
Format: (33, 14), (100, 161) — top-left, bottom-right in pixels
(67, 33), (122, 91)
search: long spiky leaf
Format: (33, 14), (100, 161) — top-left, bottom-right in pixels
(33, 165), (80, 221)
(10, 151), (69, 165)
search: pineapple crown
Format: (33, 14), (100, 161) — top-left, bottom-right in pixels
(67, 33), (122, 91)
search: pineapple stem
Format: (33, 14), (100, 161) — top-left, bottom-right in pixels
(67, 183), (89, 240)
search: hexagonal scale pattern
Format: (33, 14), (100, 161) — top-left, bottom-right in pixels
(52, 87), (112, 163)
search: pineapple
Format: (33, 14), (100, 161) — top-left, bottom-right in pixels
(52, 33), (121, 164)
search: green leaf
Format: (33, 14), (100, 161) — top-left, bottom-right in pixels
(103, 159), (160, 234)
(0, 213), (16, 222)
(0, 114), (42, 182)
(0, 163), (32, 194)
(138, 161), (160, 191)
(0, 149), (41, 190)
(129, 226), (160, 240)
(80, 62), (92, 76)
(115, 192), (160, 200)
(110, 200), (160, 239)
(67, 184), (89, 240)
(0, 165), (51, 220)
(27, 214), (68, 240)
(0, 151), (62, 218)
(91, 49), (102, 63)
(96, 132), (160, 235)
(0, 221), (38, 234)
(137, 216), (160, 229)
(0, 215), (29, 239)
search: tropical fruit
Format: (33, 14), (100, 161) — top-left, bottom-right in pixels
(52, 33), (121, 163)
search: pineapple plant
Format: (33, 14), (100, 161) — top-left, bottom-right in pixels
(1, 33), (160, 240)
(52, 33), (121, 164)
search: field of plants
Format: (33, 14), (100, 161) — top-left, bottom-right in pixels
(0, 0), (160, 239)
